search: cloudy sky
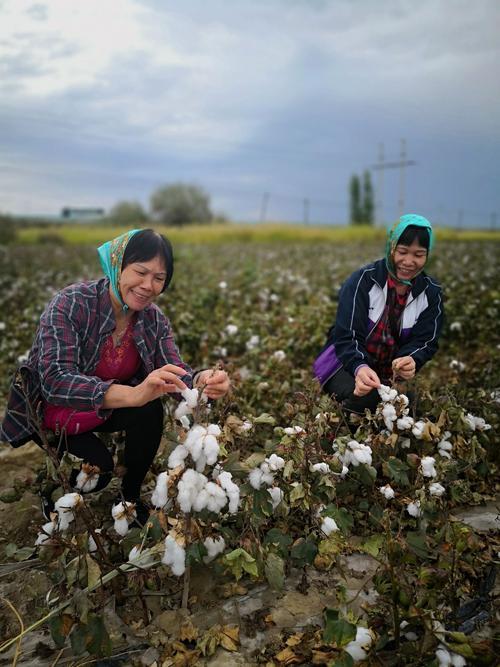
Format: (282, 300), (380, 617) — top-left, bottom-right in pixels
(1, 0), (499, 227)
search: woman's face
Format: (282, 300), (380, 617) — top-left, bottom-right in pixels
(119, 255), (167, 310)
(393, 239), (428, 281)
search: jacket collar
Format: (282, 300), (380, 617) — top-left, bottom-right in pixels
(372, 258), (428, 298)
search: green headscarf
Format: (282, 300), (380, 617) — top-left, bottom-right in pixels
(97, 229), (141, 311)
(385, 214), (435, 286)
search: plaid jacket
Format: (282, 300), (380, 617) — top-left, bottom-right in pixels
(0, 278), (193, 445)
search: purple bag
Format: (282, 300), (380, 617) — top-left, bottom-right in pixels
(313, 344), (342, 386)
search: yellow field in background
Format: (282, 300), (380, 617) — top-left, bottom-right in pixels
(16, 223), (500, 245)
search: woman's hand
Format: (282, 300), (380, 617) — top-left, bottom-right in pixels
(195, 369), (230, 399)
(134, 364), (188, 406)
(354, 366), (381, 396)
(392, 356), (416, 380)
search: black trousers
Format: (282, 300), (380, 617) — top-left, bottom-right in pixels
(33, 399), (164, 500)
(323, 369), (379, 415)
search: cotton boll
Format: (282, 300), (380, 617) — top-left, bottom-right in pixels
(267, 454), (285, 471)
(378, 384), (397, 402)
(400, 438), (411, 449)
(379, 485), (395, 500)
(465, 413), (491, 431)
(189, 435), (204, 462)
(203, 536), (226, 563)
(217, 472), (240, 513)
(273, 350), (286, 361)
(225, 324), (238, 335)
(436, 646), (453, 666)
(412, 421), (426, 438)
(249, 468), (264, 489)
(311, 462), (330, 474)
(283, 426), (305, 436)
(421, 456), (437, 478)
(168, 444), (189, 469)
(382, 404), (397, 431)
(35, 521), (56, 546)
(207, 424), (221, 437)
(162, 535), (186, 576)
(340, 465), (349, 478)
(174, 401), (190, 421)
(204, 482), (228, 513)
(195, 453), (208, 472)
(114, 517), (130, 536)
(181, 387), (199, 408)
(268, 487), (284, 509)
(321, 517), (339, 535)
(55, 492), (82, 511)
(75, 469), (99, 493)
(407, 501), (421, 518)
(429, 482), (446, 497)
(240, 420), (253, 433)
(202, 434), (220, 465)
(397, 415), (414, 431)
(345, 643), (367, 662)
(151, 471), (170, 508)
(179, 415), (190, 430)
(355, 627), (373, 649)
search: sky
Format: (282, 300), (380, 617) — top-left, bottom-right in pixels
(1, 0), (499, 228)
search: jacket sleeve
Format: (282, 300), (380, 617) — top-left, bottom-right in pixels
(154, 310), (194, 391)
(328, 269), (372, 377)
(396, 283), (444, 370)
(37, 292), (114, 415)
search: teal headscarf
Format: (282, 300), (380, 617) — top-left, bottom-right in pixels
(385, 214), (435, 286)
(97, 229), (141, 311)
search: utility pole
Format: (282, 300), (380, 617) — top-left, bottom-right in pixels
(259, 192), (270, 223)
(371, 139), (416, 220)
(303, 198), (310, 225)
(490, 211), (497, 231)
(457, 209), (464, 230)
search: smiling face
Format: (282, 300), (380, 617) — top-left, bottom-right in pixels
(118, 255), (167, 310)
(393, 239), (428, 281)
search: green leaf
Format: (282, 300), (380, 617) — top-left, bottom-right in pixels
(252, 488), (273, 517)
(253, 413), (276, 425)
(283, 459), (294, 480)
(406, 531), (431, 559)
(69, 624), (88, 655)
(244, 452), (267, 469)
(86, 555), (101, 590)
(264, 552), (285, 590)
(223, 548), (258, 581)
(289, 483), (305, 503)
(49, 616), (67, 649)
(12, 546), (36, 562)
(290, 538), (318, 566)
(322, 506), (354, 534)
(141, 513), (163, 541)
(354, 464), (377, 487)
(86, 614), (112, 656)
(386, 457), (410, 487)
(446, 642), (474, 658)
(263, 528), (293, 556)
(360, 534), (384, 558)
(323, 608), (356, 646)
(186, 541), (208, 565)
(331, 653), (355, 667)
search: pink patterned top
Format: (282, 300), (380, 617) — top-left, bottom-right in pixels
(43, 321), (140, 435)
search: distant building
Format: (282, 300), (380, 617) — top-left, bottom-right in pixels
(61, 207), (105, 220)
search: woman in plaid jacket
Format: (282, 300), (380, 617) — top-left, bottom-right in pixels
(0, 228), (230, 520)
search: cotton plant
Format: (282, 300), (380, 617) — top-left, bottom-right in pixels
(376, 385), (412, 432)
(111, 501), (137, 537)
(203, 536), (226, 563)
(248, 453), (285, 490)
(55, 492), (83, 531)
(379, 484), (396, 500)
(420, 456), (437, 478)
(464, 412), (491, 432)
(168, 423), (222, 473)
(332, 439), (373, 469)
(162, 533), (186, 577)
(406, 500), (421, 518)
(320, 516), (339, 536)
(437, 432), (453, 459)
(75, 463), (100, 493)
(344, 626), (375, 663)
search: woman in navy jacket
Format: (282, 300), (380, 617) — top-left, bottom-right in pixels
(314, 214), (444, 415)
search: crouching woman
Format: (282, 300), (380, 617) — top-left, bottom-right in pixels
(0, 228), (230, 519)
(314, 214), (444, 416)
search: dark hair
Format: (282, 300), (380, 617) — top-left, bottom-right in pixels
(122, 229), (174, 291)
(396, 225), (430, 250)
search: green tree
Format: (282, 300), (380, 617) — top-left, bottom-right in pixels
(349, 175), (363, 225)
(150, 183), (213, 226)
(108, 201), (148, 226)
(362, 170), (374, 226)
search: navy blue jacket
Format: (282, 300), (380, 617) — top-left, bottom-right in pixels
(314, 259), (444, 385)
